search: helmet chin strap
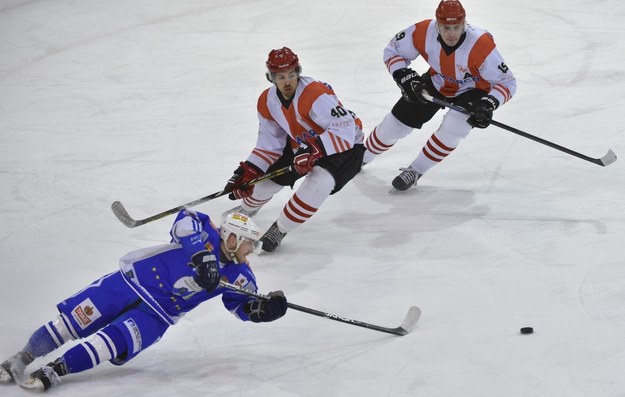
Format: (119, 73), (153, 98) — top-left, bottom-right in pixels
(223, 237), (245, 264)
(222, 245), (239, 264)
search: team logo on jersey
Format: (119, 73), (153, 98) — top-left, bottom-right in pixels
(440, 71), (478, 85)
(71, 298), (102, 330)
(461, 72), (476, 84)
(173, 276), (203, 299)
(293, 130), (317, 146)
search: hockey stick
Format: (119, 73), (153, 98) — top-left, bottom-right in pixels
(219, 281), (421, 336)
(421, 92), (617, 167)
(111, 166), (293, 228)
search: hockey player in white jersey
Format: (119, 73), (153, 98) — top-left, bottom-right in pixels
(224, 47), (365, 252)
(363, 0), (517, 190)
(0, 211), (287, 392)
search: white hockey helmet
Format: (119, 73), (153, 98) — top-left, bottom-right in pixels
(220, 212), (261, 252)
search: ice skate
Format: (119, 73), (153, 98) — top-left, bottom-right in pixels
(0, 351), (34, 384)
(222, 205), (259, 219)
(391, 167), (422, 191)
(20, 363), (63, 392)
(0, 363), (12, 384)
(259, 221), (287, 252)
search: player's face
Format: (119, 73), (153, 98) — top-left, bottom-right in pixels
(437, 22), (465, 46)
(273, 69), (299, 99)
(234, 238), (256, 263)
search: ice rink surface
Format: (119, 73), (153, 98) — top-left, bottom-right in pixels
(1, 0), (624, 396)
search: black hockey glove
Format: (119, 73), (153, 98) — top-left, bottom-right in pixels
(245, 290), (288, 323)
(224, 161), (264, 200)
(392, 68), (427, 103)
(190, 250), (221, 292)
(467, 95), (499, 129)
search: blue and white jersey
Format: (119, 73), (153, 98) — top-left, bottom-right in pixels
(119, 210), (258, 325)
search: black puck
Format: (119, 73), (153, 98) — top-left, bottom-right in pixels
(520, 327), (534, 334)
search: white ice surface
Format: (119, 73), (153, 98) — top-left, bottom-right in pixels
(1, 0), (624, 396)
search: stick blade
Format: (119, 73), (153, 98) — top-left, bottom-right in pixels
(599, 149), (617, 166)
(111, 201), (138, 228)
(395, 306), (421, 335)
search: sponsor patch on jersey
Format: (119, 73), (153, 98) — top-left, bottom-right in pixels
(71, 298), (102, 330)
(123, 318), (142, 354)
(232, 274), (249, 288)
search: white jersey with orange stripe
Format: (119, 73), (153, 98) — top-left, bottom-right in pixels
(245, 76), (364, 171)
(383, 19), (516, 106)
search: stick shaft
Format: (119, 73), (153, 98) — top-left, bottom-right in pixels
(112, 166), (293, 228)
(422, 93), (616, 167)
(219, 281), (419, 336)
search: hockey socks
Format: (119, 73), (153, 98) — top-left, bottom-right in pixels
(15, 323), (127, 391)
(277, 167), (334, 231)
(23, 315), (75, 358)
(363, 113), (413, 163)
(60, 324), (127, 374)
(0, 316), (74, 384)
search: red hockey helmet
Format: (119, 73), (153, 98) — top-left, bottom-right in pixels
(435, 0), (466, 25)
(266, 47), (301, 74)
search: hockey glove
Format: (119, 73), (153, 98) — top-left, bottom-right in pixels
(190, 250), (221, 292)
(293, 136), (324, 175)
(224, 161), (264, 200)
(170, 211), (206, 253)
(467, 95), (499, 129)
(392, 68), (427, 104)
(245, 290), (288, 323)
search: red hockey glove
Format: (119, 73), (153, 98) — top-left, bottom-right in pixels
(293, 136), (325, 175)
(224, 161), (264, 200)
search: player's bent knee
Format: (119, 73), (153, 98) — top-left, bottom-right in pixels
(379, 113), (413, 140)
(307, 166), (335, 194)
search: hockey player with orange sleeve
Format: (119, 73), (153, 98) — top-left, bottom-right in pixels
(363, 0), (517, 190)
(224, 47), (365, 252)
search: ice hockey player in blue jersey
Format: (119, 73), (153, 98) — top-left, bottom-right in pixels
(0, 210), (288, 392)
